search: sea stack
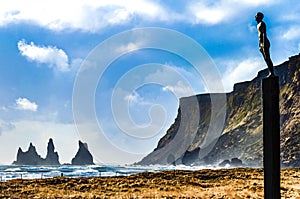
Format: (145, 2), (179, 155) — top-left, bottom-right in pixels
(71, 141), (94, 165)
(13, 138), (61, 165)
(13, 143), (44, 165)
(44, 138), (60, 165)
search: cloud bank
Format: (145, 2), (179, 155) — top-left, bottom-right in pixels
(0, 0), (168, 32)
(0, 0), (280, 32)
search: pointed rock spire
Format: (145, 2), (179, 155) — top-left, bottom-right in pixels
(13, 142), (43, 165)
(13, 138), (60, 165)
(71, 140), (94, 165)
(44, 138), (60, 165)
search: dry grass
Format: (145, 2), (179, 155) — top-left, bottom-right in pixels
(1, 168), (300, 198)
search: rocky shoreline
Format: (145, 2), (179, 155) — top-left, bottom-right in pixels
(1, 168), (300, 198)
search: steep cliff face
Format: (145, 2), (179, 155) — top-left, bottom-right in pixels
(279, 55), (300, 167)
(71, 141), (94, 165)
(139, 54), (300, 167)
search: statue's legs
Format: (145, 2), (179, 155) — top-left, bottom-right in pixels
(262, 47), (275, 76)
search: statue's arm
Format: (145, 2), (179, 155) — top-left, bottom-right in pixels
(258, 22), (266, 50)
(261, 23), (267, 48)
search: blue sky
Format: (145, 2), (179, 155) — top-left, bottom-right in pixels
(0, 0), (299, 165)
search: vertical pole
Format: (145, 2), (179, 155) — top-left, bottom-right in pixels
(262, 76), (280, 199)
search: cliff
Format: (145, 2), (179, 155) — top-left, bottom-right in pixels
(71, 141), (94, 165)
(139, 54), (300, 167)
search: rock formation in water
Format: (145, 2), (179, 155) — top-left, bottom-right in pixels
(71, 141), (94, 165)
(44, 138), (60, 165)
(138, 54), (300, 167)
(13, 138), (60, 165)
(13, 143), (44, 165)
(13, 139), (95, 165)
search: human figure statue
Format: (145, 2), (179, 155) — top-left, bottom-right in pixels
(255, 12), (275, 76)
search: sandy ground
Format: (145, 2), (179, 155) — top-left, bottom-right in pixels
(1, 168), (300, 198)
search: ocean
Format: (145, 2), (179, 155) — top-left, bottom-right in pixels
(0, 164), (209, 181)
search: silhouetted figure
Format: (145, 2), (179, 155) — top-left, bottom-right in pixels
(255, 12), (275, 76)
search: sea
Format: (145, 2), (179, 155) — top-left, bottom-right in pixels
(0, 164), (211, 182)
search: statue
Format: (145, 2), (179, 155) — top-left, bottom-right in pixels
(255, 12), (275, 76)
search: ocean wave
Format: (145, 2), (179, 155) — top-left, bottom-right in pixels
(0, 164), (217, 181)
(4, 167), (22, 172)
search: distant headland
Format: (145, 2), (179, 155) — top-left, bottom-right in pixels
(12, 138), (94, 166)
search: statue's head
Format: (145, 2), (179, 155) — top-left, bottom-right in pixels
(255, 12), (264, 22)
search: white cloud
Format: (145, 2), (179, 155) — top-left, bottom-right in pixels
(124, 91), (140, 103)
(0, 0), (280, 31)
(124, 91), (159, 110)
(0, 0), (168, 32)
(15, 98), (38, 112)
(282, 26), (300, 40)
(144, 64), (204, 94)
(116, 42), (143, 54)
(18, 39), (70, 72)
(237, 0), (277, 6)
(248, 23), (257, 33)
(188, 1), (229, 25)
(70, 58), (83, 73)
(188, 0), (279, 25)
(162, 81), (194, 98)
(0, 121), (15, 136)
(0, 106), (8, 111)
(221, 57), (265, 92)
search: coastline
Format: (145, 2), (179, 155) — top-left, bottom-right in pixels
(1, 168), (300, 198)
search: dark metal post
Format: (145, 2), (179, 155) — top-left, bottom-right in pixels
(262, 76), (280, 199)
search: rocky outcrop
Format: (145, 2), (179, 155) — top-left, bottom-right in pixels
(71, 141), (94, 165)
(13, 143), (44, 165)
(218, 159), (231, 167)
(139, 54), (300, 167)
(230, 158), (243, 167)
(13, 139), (95, 165)
(218, 158), (243, 167)
(44, 138), (60, 165)
(13, 138), (60, 165)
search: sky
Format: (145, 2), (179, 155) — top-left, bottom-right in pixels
(0, 0), (299, 165)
